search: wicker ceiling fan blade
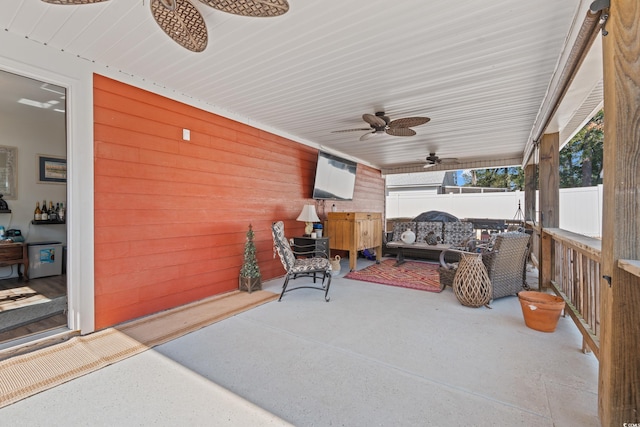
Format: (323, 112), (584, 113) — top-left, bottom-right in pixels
(41, 0), (109, 4)
(332, 128), (373, 133)
(159, 0), (177, 10)
(198, 0), (289, 17)
(360, 131), (381, 141)
(386, 127), (416, 137)
(388, 117), (430, 128)
(362, 114), (387, 128)
(151, 0), (208, 53)
(254, 0), (289, 11)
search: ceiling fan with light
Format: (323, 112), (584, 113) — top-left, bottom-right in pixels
(424, 152), (458, 168)
(41, 0), (289, 53)
(332, 112), (430, 141)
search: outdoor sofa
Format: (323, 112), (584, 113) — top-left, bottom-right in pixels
(383, 218), (475, 262)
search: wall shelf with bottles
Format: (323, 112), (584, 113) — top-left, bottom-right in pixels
(31, 220), (66, 225)
(33, 200), (65, 224)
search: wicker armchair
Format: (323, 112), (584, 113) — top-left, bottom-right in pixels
(439, 231), (531, 300)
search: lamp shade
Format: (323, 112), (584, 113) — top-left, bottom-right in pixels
(297, 204), (320, 223)
(297, 205), (320, 236)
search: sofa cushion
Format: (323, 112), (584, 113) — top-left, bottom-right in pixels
(392, 222), (417, 242)
(443, 221), (474, 246)
(416, 221), (444, 244)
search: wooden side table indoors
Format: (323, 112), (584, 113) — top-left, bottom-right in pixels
(0, 242), (29, 281)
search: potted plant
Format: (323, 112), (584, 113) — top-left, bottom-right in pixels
(239, 224), (262, 293)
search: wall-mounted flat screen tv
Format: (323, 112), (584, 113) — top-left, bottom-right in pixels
(312, 151), (358, 200)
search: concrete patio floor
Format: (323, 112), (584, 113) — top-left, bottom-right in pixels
(0, 257), (599, 426)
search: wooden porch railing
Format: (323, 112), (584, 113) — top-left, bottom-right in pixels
(529, 224), (601, 359)
(528, 222), (541, 270)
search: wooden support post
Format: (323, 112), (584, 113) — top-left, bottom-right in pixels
(524, 163), (537, 222)
(538, 133), (559, 290)
(540, 230), (552, 290)
(524, 162), (539, 288)
(599, 1), (640, 425)
(538, 133), (559, 228)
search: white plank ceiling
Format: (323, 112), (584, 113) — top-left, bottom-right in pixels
(1, 0), (603, 173)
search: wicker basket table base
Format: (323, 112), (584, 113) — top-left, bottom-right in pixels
(453, 252), (492, 307)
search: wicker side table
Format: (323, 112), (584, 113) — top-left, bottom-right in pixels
(453, 252), (492, 307)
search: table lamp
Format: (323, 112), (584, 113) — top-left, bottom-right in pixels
(297, 204), (320, 236)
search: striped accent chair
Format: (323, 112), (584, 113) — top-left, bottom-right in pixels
(271, 221), (332, 301)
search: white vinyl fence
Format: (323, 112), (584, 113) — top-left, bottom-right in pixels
(386, 185), (603, 238)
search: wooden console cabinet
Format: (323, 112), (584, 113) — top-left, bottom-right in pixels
(0, 242), (29, 281)
(326, 212), (382, 271)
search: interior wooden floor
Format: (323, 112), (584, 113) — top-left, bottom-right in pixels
(0, 274), (67, 345)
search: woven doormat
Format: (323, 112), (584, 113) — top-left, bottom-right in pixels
(0, 290), (278, 408)
(345, 259), (442, 293)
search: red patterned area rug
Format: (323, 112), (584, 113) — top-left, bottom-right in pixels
(344, 259), (442, 293)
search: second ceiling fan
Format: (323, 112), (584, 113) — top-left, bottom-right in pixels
(333, 112), (430, 141)
(424, 152), (458, 168)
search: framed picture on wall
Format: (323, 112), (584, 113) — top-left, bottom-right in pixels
(0, 145), (18, 199)
(37, 155), (66, 184)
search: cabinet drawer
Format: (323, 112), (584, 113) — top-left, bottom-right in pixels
(0, 244), (23, 261)
(314, 239), (328, 253)
(293, 237), (329, 257)
(328, 212), (381, 221)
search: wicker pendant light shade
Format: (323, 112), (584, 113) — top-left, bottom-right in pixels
(41, 0), (109, 4)
(151, 0), (208, 53)
(198, 0), (289, 17)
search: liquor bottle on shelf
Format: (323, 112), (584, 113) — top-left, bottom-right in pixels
(34, 201), (42, 221)
(58, 203), (65, 222)
(41, 200), (48, 221)
(48, 201), (57, 221)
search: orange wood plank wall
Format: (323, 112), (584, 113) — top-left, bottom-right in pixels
(93, 74), (385, 329)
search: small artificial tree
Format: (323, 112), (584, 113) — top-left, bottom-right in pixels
(239, 224), (261, 292)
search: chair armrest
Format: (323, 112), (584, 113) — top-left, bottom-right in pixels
(480, 249), (498, 271)
(450, 238), (483, 252)
(439, 248), (467, 269)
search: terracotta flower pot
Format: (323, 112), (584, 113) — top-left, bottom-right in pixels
(518, 291), (566, 332)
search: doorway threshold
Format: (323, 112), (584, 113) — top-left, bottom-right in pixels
(0, 327), (79, 361)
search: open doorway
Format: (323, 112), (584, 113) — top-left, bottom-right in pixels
(0, 70), (68, 345)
